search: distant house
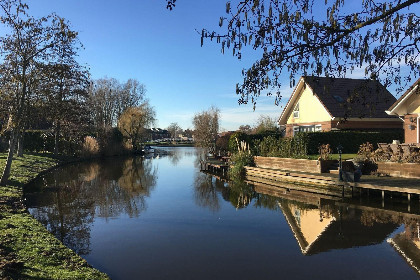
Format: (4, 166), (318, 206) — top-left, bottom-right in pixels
(278, 76), (402, 137)
(149, 128), (171, 141)
(386, 78), (420, 144)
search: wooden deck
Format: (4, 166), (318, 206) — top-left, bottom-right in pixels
(245, 166), (420, 201)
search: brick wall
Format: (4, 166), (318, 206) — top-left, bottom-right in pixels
(404, 114), (418, 144)
(377, 162), (420, 179)
(254, 156), (335, 173)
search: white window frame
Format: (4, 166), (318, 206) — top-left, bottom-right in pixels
(293, 126), (300, 136)
(293, 102), (300, 118)
(315, 125), (322, 132)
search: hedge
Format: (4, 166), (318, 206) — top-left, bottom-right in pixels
(254, 133), (309, 158)
(305, 130), (403, 154)
(228, 130), (403, 158)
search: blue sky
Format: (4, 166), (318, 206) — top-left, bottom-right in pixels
(24, 0), (287, 131)
(23, 0), (419, 131)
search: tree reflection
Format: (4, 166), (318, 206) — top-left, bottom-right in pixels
(222, 179), (255, 209)
(167, 149), (181, 166)
(26, 156), (157, 255)
(193, 172), (257, 211)
(28, 176), (95, 255)
(193, 172), (221, 212)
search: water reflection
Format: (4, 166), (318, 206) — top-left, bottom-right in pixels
(194, 172), (420, 263)
(26, 157), (157, 254)
(193, 173), (222, 212)
(24, 148), (420, 279)
(193, 173), (256, 211)
(387, 221), (420, 277)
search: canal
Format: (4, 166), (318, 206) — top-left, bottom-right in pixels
(25, 147), (420, 279)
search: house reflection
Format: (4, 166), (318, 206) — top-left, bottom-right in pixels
(254, 182), (400, 255)
(388, 220), (420, 276)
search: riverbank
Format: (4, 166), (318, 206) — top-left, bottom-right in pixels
(0, 153), (109, 280)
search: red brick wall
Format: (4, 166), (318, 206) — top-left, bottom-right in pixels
(377, 162), (420, 179)
(404, 114), (418, 144)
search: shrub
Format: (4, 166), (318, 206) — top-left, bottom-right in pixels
(228, 131), (282, 154)
(97, 127), (125, 156)
(23, 131), (55, 152)
(318, 144), (332, 160)
(82, 136), (100, 156)
(353, 142), (377, 174)
(228, 150), (254, 179)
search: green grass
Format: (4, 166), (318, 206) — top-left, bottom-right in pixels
(307, 153), (357, 160)
(0, 153), (109, 280)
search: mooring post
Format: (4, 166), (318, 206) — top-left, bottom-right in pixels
(408, 194), (411, 212)
(382, 191), (385, 208)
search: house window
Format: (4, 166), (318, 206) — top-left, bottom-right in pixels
(293, 125), (322, 136)
(293, 102), (300, 118)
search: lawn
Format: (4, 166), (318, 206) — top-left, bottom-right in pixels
(307, 153), (358, 160)
(0, 153), (109, 280)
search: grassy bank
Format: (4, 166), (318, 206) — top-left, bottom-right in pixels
(0, 153), (108, 280)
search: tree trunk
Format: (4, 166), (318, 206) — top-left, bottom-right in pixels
(0, 131), (17, 186)
(54, 121), (60, 157)
(17, 130), (24, 157)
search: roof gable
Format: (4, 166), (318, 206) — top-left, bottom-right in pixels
(279, 76), (397, 124)
(386, 78), (420, 115)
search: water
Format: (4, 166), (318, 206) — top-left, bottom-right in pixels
(25, 147), (420, 279)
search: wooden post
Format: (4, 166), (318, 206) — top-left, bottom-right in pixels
(408, 194), (411, 213)
(382, 191), (385, 208)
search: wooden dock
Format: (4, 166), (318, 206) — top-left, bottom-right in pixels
(245, 166), (420, 202)
(200, 159), (229, 175)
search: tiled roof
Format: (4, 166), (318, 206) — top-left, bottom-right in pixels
(303, 76), (397, 118)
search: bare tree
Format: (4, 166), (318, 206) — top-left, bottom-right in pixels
(167, 122), (181, 142)
(89, 77), (146, 130)
(192, 106), (220, 154)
